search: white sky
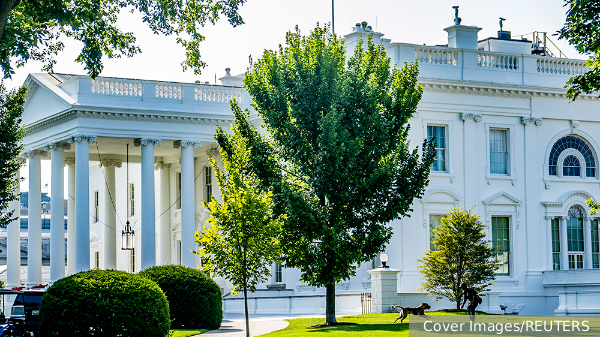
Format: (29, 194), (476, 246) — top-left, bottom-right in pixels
(6, 0), (580, 191)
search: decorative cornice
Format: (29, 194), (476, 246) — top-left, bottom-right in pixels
(460, 113), (481, 122)
(173, 140), (202, 149)
(544, 216), (554, 220)
(99, 159), (123, 168)
(22, 150), (48, 158)
(43, 142), (71, 151)
(542, 202), (563, 208)
(133, 138), (162, 147)
(155, 163), (171, 170)
(67, 135), (97, 143)
(521, 117), (542, 126)
(420, 82), (600, 100)
(64, 158), (76, 166)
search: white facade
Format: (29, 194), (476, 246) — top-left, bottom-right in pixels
(6, 17), (600, 316)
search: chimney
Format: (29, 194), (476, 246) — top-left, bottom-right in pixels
(443, 6), (481, 50)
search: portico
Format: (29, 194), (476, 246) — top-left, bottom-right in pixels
(8, 73), (248, 286)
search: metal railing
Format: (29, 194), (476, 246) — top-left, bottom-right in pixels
(361, 292), (372, 315)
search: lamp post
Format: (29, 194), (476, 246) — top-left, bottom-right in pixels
(380, 253), (389, 268)
(121, 143), (135, 251)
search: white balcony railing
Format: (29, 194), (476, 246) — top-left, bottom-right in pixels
(415, 47), (458, 66)
(91, 79), (143, 96)
(478, 52), (519, 71)
(537, 58), (587, 75)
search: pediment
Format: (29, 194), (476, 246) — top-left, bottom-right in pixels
(482, 192), (522, 206)
(559, 190), (594, 203)
(23, 76), (72, 126)
(422, 188), (461, 204)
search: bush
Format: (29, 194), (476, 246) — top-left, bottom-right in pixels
(38, 269), (170, 337)
(139, 265), (222, 329)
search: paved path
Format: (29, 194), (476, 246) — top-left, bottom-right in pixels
(202, 314), (324, 337)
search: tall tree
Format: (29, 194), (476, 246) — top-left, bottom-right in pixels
(243, 25), (435, 324)
(0, 0), (246, 78)
(196, 102), (284, 337)
(0, 81), (26, 228)
(417, 207), (498, 310)
(559, 0), (600, 100)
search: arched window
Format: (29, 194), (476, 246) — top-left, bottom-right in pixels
(549, 136), (596, 177)
(563, 155), (581, 176)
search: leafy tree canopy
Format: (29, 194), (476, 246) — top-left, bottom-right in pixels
(417, 207), (498, 310)
(559, 0), (600, 100)
(0, 81), (26, 228)
(242, 24), (435, 323)
(0, 0), (246, 78)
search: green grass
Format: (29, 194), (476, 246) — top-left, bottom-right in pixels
(169, 329), (208, 337)
(260, 312), (470, 337)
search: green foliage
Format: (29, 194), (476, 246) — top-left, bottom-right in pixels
(38, 269), (170, 337)
(587, 197), (600, 215)
(0, 82), (26, 228)
(242, 24), (435, 322)
(417, 207), (498, 310)
(139, 265), (222, 330)
(197, 102), (284, 297)
(559, 0), (600, 100)
(0, 0), (246, 78)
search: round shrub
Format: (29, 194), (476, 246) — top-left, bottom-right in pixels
(139, 265), (222, 329)
(38, 269), (170, 337)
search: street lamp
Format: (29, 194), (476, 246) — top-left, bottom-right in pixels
(380, 253), (389, 268)
(121, 143), (135, 250)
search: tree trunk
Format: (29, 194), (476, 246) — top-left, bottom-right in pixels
(244, 282), (250, 337)
(325, 281), (337, 324)
(456, 299), (460, 310)
(0, 0), (21, 42)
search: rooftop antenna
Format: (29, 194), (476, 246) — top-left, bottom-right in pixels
(452, 6), (461, 25)
(499, 17), (506, 31)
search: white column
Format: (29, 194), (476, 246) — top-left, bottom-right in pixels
(45, 142), (70, 283)
(174, 140), (201, 268)
(545, 216), (553, 271)
(368, 267), (400, 313)
(156, 163), (171, 265)
(560, 216), (569, 270)
(65, 158), (76, 275)
(100, 159), (121, 270)
(7, 159), (24, 288)
(68, 135), (96, 273)
(135, 138), (162, 270)
(585, 217), (593, 269)
(23, 150), (46, 287)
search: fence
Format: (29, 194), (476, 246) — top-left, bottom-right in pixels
(361, 293), (372, 315)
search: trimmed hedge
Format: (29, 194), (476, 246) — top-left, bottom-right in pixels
(38, 269), (170, 337)
(139, 265), (222, 329)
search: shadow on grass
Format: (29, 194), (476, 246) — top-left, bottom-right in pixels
(303, 323), (410, 334)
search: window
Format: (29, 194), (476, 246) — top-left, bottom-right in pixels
(492, 217), (510, 276)
(275, 262), (282, 283)
(205, 167), (213, 203)
(429, 215), (444, 251)
(93, 191), (99, 223)
(592, 219), (599, 269)
(567, 207), (584, 269)
(176, 173), (182, 209)
(549, 135), (596, 177)
(128, 183), (135, 217)
(551, 218), (561, 270)
(490, 129), (508, 174)
(94, 251), (100, 269)
(131, 248), (135, 273)
(427, 125), (446, 172)
(177, 240), (182, 265)
(563, 155), (581, 176)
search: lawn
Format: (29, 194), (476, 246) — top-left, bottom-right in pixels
(169, 329), (208, 337)
(260, 312), (469, 337)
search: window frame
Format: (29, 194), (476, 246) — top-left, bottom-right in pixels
(485, 123), (516, 183)
(491, 216), (511, 276)
(93, 190), (99, 223)
(544, 132), (599, 183)
(428, 214), (445, 252)
(128, 183), (135, 218)
(422, 119), (455, 180)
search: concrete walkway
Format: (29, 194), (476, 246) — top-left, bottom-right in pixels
(202, 313), (325, 337)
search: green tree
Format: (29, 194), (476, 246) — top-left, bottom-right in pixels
(559, 0), (600, 100)
(0, 82), (26, 228)
(243, 25), (435, 324)
(196, 102), (284, 337)
(417, 207), (498, 310)
(0, 0), (246, 78)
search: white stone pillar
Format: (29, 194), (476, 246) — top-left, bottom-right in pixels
(65, 158), (76, 275)
(368, 268), (400, 313)
(23, 150), (46, 287)
(560, 216), (569, 270)
(45, 142), (70, 283)
(585, 217), (593, 269)
(174, 140), (201, 268)
(135, 138), (161, 270)
(68, 135), (96, 273)
(156, 163), (171, 265)
(100, 159), (121, 269)
(7, 159), (24, 288)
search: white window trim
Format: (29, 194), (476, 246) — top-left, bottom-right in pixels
(556, 148), (587, 179)
(490, 215), (513, 277)
(485, 123), (516, 185)
(422, 119), (455, 182)
(427, 213), (446, 251)
(543, 129), (600, 183)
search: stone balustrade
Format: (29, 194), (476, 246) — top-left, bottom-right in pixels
(415, 47), (458, 66)
(91, 79), (143, 96)
(477, 52), (519, 70)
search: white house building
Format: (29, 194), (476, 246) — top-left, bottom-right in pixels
(5, 12), (600, 316)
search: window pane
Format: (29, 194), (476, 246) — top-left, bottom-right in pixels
(429, 215), (444, 251)
(492, 217), (510, 275)
(427, 126), (446, 172)
(567, 212), (584, 252)
(490, 129), (508, 174)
